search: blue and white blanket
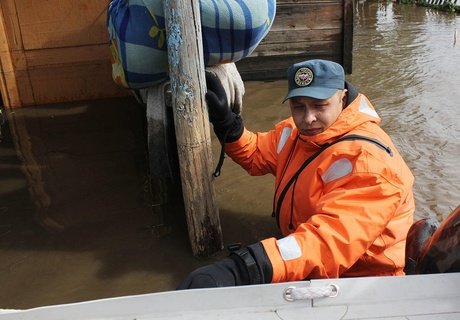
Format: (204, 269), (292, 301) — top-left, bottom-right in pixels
(107, 0), (276, 89)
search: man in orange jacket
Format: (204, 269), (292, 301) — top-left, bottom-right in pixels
(177, 59), (415, 289)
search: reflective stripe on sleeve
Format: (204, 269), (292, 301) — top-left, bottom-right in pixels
(276, 235), (302, 261)
(277, 127), (292, 154)
(321, 158), (353, 184)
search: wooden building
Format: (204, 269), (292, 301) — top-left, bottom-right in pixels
(0, 0), (353, 109)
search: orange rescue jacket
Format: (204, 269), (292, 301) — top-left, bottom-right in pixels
(225, 93), (415, 282)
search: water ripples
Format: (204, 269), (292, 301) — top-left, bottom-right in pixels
(349, 1), (460, 220)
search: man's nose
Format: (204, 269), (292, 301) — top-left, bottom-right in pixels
(304, 109), (316, 124)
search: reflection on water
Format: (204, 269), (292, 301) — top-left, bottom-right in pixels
(0, 0), (459, 309)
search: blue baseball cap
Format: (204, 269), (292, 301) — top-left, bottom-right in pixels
(283, 59), (345, 102)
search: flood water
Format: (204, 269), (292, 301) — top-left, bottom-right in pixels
(350, 1), (460, 219)
(1, 0), (459, 309)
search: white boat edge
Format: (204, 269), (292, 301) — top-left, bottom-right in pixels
(1, 272), (459, 320)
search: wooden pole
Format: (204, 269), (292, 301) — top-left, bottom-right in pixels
(343, 0), (354, 74)
(145, 83), (183, 236)
(163, 0), (223, 257)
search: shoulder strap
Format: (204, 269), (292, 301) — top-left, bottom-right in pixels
(273, 134), (393, 223)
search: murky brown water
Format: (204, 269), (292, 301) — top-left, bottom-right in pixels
(349, 1), (460, 220)
(1, 0), (459, 309)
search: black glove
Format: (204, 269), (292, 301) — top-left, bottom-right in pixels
(176, 243), (273, 289)
(205, 71), (244, 143)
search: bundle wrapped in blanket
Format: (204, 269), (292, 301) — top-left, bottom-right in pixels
(107, 0), (276, 89)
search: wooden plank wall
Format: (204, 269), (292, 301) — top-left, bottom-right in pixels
(0, 0), (127, 109)
(237, 0), (354, 81)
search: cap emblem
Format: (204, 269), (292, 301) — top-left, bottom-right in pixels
(294, 67), (314, 87)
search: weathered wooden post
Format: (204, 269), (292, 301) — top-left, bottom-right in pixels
(163, 0), (223, 257)
(145, 82), (182, 236)
(343, 0), (354, 74)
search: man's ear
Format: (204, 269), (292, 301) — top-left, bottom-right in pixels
(341, 89), (348, 109)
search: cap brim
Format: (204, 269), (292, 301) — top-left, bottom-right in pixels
(283, 87), (338, 103)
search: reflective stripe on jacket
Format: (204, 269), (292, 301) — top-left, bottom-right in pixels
(224, 93), (415, 282)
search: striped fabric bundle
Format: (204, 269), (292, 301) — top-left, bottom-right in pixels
(107, 0), (276, 89)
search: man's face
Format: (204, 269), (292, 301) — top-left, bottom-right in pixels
(289, 90), (347, 136)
